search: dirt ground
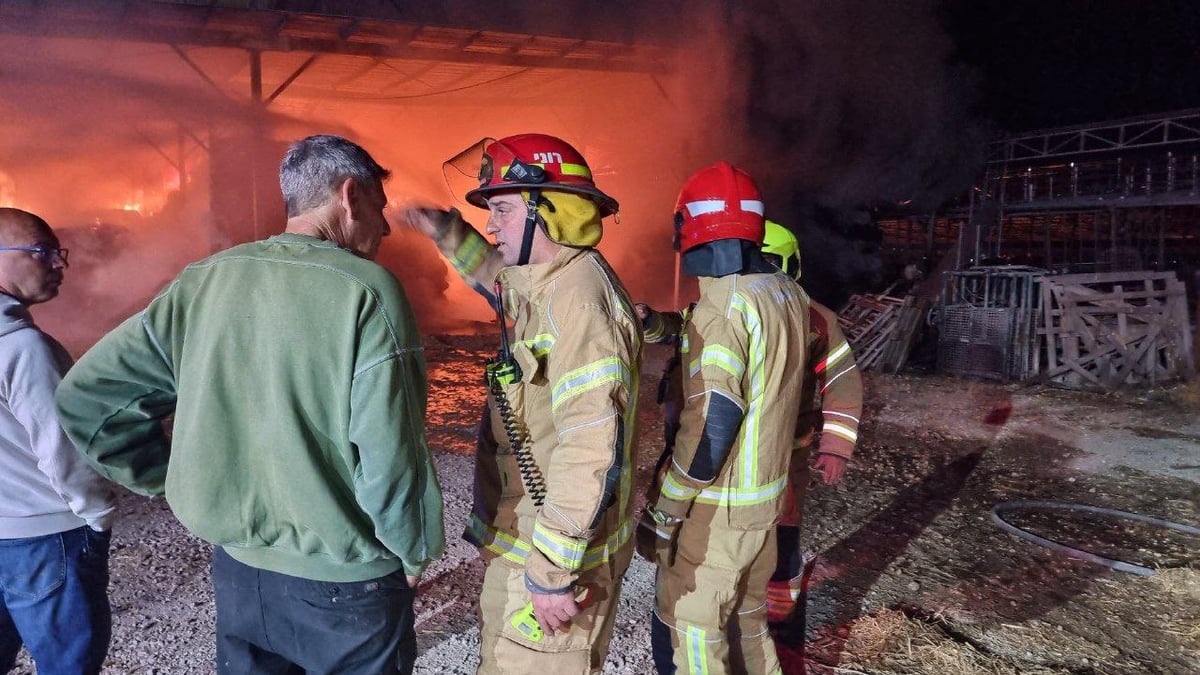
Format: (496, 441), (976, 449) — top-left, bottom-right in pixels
(13, 335), (1198, 674)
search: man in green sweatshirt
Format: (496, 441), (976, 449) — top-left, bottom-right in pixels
(55, 135), (444, 675)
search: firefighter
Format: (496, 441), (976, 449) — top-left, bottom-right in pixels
(636, 162), (809, 675)
(758, 220), (862, 636)
(637, 220), (863, 650)
(404, 134), (641, 675)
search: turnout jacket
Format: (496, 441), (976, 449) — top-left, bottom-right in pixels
(643, 298), (860, 461)
(55, 233), (444, 582)
(796, 302), (861, 459)
(654, 272), (809, 529)
(427, 211), (642, 593)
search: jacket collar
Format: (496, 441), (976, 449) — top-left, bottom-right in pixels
(497, 246), (590, 297)
(0, 293), (35, 338)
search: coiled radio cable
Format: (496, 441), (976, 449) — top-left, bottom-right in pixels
(484, 281), (547, 506)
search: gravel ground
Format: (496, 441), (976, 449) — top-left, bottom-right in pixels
(13, 336), (1199, 673)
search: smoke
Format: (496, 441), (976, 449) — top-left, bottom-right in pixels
(680, 0), (989, 303)
(2, 1), (987, 346)
(718, 0), (987, 208)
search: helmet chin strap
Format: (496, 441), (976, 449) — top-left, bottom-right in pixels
(517, 188), (541, 265)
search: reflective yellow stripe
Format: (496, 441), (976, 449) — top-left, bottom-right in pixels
(694, 473), (787, 506)
(661, 469), (702, 501)
(680, 330), (690, 355)
(466, 514), (632, 572)
(688, 344), (745, 380)
(551, 357), (630, 411)
(499, 162), (592, 179)
(685, 624), (709, 674)
(532, 522), (587, 571)
(643, 311), (670, 343)
(465, 513), (530, 565)
(557, 163), (592, 178)
(730, 293), (764, 487)
(825, 340), (852, 369)
(823, 420), (858, 443)
(451, 232), (488, 277)
(517, 333), (555, 357)
(581, 518), (632, 569)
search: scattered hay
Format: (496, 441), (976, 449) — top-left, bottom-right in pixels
(835, 609), (1066, 675)
(1147, 568), (1200, 652)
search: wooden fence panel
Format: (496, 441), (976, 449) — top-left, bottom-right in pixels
(1039, 271), (1194, 390)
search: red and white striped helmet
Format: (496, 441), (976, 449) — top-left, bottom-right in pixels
(673, 161), (765, 253)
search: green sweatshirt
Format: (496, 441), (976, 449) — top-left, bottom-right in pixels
(55, 233), (444, 582)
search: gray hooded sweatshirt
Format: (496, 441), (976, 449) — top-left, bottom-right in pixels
(0, 293), (116, 537)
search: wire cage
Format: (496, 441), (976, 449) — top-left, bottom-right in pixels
(937, 266), (1047, 380)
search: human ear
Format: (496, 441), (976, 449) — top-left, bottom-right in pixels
(338, 177), (357, 221)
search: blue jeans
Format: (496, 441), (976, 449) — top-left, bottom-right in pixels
(0, 526), (112, 675)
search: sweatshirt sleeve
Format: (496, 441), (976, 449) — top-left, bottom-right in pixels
(55, 305), (178, 498)
(348, 335), (445, 577)
(811, 305), (862, 460)
(524, 306), (637, 593)
(9, 331), (117, 530)
(655, 298), (750, 518)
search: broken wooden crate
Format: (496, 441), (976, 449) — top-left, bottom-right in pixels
(1039, 271), (1195, 390)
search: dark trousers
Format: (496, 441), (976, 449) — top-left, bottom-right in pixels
(651, 612), (676, 675)
(0, 526), (112, 675)
(212, 548), (416, 675)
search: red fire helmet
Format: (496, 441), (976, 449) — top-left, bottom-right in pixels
(673, 161), (765, 253)
(464, 133), (618, 217)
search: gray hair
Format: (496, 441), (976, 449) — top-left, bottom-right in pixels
(279, 135), (391, 217)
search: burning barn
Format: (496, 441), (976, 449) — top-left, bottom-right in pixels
(0, 0), (737, 349)
(0, 0), (993, 353)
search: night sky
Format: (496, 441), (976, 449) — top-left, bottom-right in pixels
(945, 0), (1200, 132)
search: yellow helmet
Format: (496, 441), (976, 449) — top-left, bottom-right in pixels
(762, 220), (801, 279)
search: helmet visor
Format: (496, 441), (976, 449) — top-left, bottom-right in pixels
(441, 137), (495, 208)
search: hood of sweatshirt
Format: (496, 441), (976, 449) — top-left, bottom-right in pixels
(0, 294), (35, 338)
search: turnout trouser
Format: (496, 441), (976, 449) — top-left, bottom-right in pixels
(768, 448), (812, 624)
(211, 547), (416, 675)
(476, 545), (630, 675)
(653, 522), (781, 675)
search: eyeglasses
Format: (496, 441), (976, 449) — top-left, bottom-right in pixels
(0, 246), (70, 266)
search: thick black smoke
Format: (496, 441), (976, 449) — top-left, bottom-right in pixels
(694, 1), (990, 303)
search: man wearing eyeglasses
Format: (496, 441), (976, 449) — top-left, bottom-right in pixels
(0, 208), (117, 675)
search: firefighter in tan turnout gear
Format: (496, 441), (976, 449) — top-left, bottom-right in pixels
(405, 134), (641, 674)
(636, 162), (810, 675)
(758, 221), (862, 641)
(636, 220), (863, 660)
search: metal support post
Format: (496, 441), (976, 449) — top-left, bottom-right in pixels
(249, 49), (263, 240)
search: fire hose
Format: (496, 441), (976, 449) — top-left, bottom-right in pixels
(991, 500), (1200, 576)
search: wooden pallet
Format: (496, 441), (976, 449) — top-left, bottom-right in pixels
(1039, 271), (1195, 391)
(838, 293), (906, 370)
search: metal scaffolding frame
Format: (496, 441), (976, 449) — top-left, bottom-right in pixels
(988, 108), (1200, 164)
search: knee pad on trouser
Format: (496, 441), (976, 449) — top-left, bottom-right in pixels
(476, 558), (622, 675)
